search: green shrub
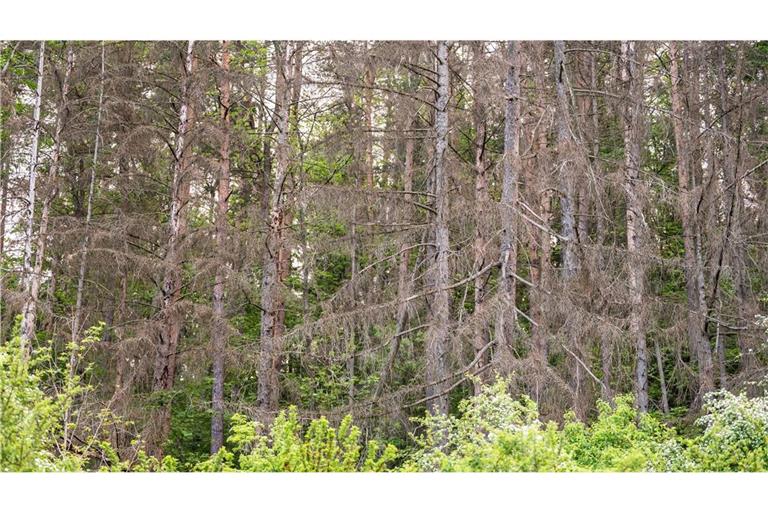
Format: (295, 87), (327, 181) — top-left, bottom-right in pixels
(196, 406), (397, 472)
(403, 379), (576, 472)
(0, 333), (82, 471)
(562, 394), (678, 471)
(685, 390), (768, 471)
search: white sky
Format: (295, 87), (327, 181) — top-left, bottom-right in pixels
(0, 0), (766, 40)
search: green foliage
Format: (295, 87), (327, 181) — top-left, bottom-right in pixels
(561, 395), (677, 471)
(404, 379), (576, 472)
(94, 439), (178, 472)
(405, 380), (685, 472)
(685, 390), (768, 471)
(196, 407), (397, 472)
(0, 329), (82, 471)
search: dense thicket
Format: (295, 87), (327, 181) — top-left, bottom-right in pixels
(1, 41), (767, 469)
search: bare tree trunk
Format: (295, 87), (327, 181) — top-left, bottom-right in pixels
(23, 45), (74, 350)
(71, 43), (104, 356)
(470, 42), (491, 393)
(554, 41), (577, 279)
(621, 41), (648, 412)
(374, 119), (415, 401)
(257, 41), (294, 418)
(496, 41), (521, 368)
(64, 43), (104, 449)
(654, 339), (670, 414)
(587, 48), (612, 401)
(151, 40), (195, 454)
(19, 42), (46, 348)
(0, 47), (12, 342)
(210, 40), (231, 454)
(0, 151), (6, 342)
(717, 45), (753, 372)
(424, 41), (450, 415)
(669, 42), (714, 403)
(529, 45), (552, 367)
(715, 306), (727, 389)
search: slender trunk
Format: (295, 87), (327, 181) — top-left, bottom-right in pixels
(0, 49), (11, 342)
(589, 48), (612, 400)
(151, 40), (195, 454)
(210, 40), (231, 454)
(374, 121), (415, 401)
(33, 46), (73, 338)
(71, 43), (104, 357)
(23, 45), (74, 348)
(256, 41), (293, 418)
(19, 42), (46, 348)
(669, 42), (714, 402)
(64, 43), (104, 449)
(470, 43), (490, 393)
(654, 340), (670, 414)
(718, 46), (752, 372)
(0, 123), (8, 343)
(715, 307), (727, 389)
(529, 46), (552, 366)
(496, 41), (521, 368)
(424, 41), (450, 415)
(554, 41), (577, 279)
(621, 41), (648, 412)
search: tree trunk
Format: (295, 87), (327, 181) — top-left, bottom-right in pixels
(65, 43), (104, 449)
(496, 41), (521, 369)
(71, 42), (104, 358)
(210, 40), (231, 454)
(654, 339), (670, 414)
(669, 42), (714, 403)
(621, 41), (648, 412)
(554, 41), (577, 279)
(22, 45), (74, 350)
(717, 45), (753, 372)
(374, 118), (415, 401)
(0, 47), (12, 342)
(151, 40), (195, 454)
(19, 42), (46, 349)
(424, 41), (451, 415)
(257, 41), (294, 418)
(470, 42), (491, 393)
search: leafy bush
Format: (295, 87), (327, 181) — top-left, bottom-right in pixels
(404, 379), (576, 472)
(95, 439), (179, 472)
(404, 380), (684, 472)
(0, 333), (82, 471)
(561, 395), (678, 471)
(685, 390), (768, 471)
(195, 406), (397, 472)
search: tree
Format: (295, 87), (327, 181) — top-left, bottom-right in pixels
(150, 40), (196, 455)
(210, 40), (232, 454)
(621, 41), (648, 412)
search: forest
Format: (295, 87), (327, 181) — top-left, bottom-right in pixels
(1, 40), (768, 472)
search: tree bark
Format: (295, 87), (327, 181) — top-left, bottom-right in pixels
(71, 42), (104, 357)
(23, 45), (74, 350)
(669, 42), (714, 403)
(470, 42), (491, 393)
(210, 40), (231, 454)
(554, 41), (578, 279)
(621, 41), (648, 412)
(19, 42), (46, 349)
(151, 40), (195, 454)
(65, 42), (104, 449)
(424, 41), (451, 415)
(496, 41), (521, 369)
(654, 339), (670, 414)
(256, 41), (294, 418)
(374, 117), (415, 401)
